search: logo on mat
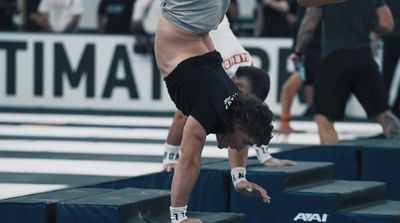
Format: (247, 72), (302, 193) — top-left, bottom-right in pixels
(224, 93), (238, 109)
(293, 213), (328, 222)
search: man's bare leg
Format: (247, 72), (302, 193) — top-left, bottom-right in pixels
(279, 72), (303, 136)
(314, 114), (338, 144)
(376, 110), (400, 140)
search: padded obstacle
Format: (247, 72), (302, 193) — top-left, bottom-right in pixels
(189, 211), (245, 223)
(57, 188), (170, 223)
(0, 188), (112, 223)
(57, 187), (245, 223)
(358, 139), (400, 200)
(203, 159), (390, 223)
(77, 141), (400, 223)
(272, 144), (360, 180)
(333, 200), (400, 223)
(88, 169), (231, 212)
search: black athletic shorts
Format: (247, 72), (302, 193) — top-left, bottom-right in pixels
(164, 50), (240, 134)
(314, 48), (389, 121)
(303, 48), (321, 85)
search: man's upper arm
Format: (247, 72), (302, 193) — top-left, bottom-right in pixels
(181, 116), (207, 159)
(375, 4), (394, 34)
(302, 7), (322, 32)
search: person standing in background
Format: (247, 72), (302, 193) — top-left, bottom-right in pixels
(0, 0), (18, 31)
(279, 5), (321, 138)
(292, 0), (400, 144)
(21, 0), (41, 31)
(256, 0), (290, 37)
(37, 0), (83, 33)
(97, 0), (134, 34)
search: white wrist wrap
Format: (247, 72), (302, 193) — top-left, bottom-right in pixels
(163, 143), (180, 165)
(254, 145), (272, 164)
(231, 167), (247, 189)
(170, 206), (188, 223)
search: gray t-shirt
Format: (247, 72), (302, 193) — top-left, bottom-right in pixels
(321, 0), (385, 57)
(161, 0), (230, 33)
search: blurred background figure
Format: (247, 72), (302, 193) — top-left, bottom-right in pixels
(131, 0), (159, 53)
(21, 0), (41, 31)
(0, 0), (18, 31)
(226, 0), (239, 27)
(255, 0), (292, 37)
(97, 0), (134, 34)
(292, 0), (400, 144)
(383, 0), (400, 118)
(37, 0), (83, 33)
(279, 5), (321, 139)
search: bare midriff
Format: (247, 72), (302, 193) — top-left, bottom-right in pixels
(155, 16), (215, 77)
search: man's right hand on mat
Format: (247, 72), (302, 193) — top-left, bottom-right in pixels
(235, 181), (271, 204)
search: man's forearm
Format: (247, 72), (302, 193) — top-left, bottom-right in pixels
(171, 158), (201, 206)
(228, 146), (249, 168)
(171, 117), (206, 207)
(294, 8), (321, 53)
(294, 26), (314, 54)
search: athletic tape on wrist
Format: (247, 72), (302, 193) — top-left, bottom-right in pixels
(163, 143), (180, 165)
(170, 206), (188, 223)
(253, 145), (272, 164)
(231, 167), (247, 189)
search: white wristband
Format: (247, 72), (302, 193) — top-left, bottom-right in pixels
(231, 167), (247, 189)
(170, 206), (188, 223)
(253, 144), (272, 164)
(163, 143), (180, 165)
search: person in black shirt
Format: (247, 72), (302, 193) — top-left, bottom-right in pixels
(256, 0), (290, 37)
(97, 0), (134, 34)
(0, 0), (17, 31)
(21, 0), (41, 31)
(292, 0), (400, 144)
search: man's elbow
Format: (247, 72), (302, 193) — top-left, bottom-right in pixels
(375, 21), (394, 35)
(380, 21), (394, 34)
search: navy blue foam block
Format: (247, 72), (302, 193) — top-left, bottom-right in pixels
(332, 200), (400, 223)
(229, 172), (327, 223)
(272, 145), (360, 180)
(360, 140), (400, 200)
(88, 172), (174, 190)
(0, 188), (112, 223)
(56, 188), (170, 223)
(190, 211), (246, 223)
(204, 159), (334, 222)
(86, 169), (230, 212)
(231, 180), (386, 223)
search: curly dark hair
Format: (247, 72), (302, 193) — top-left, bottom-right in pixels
(222, 93), (274, 146)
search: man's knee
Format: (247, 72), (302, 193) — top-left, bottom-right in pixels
(314, 114), (333, 127)
(175, 110), (188, 123)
